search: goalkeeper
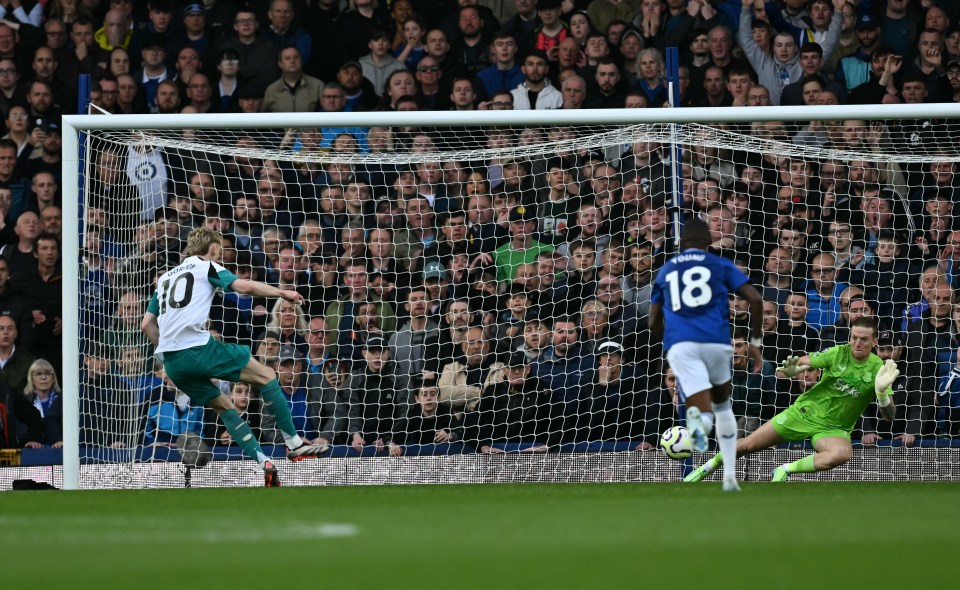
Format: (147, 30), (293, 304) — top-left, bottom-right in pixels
(685, 317), (898, 483)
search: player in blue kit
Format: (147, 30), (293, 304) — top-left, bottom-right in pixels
(648, 218), (764, 491)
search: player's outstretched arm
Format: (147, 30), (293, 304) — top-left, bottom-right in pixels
(776, 355), (812, 377)
(141, 311), (160, 348)
(230, 279), (304, 304)
(875, 359), (899, 422)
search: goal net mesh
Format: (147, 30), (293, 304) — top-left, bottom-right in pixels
(74, 114), (960, 488)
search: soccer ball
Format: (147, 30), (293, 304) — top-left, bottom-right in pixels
(660, 426), (693, 460)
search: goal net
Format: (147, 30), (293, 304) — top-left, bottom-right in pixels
(58, 106), (960, 489)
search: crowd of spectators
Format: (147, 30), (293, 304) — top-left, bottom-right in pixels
(0, 0), (959, 456)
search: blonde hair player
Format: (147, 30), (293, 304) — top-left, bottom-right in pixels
(140, 228), (327, 487)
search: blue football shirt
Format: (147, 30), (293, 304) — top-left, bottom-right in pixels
(651, 248), (750, 352)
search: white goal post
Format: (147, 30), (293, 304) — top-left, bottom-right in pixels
(61, 104), (960, 490)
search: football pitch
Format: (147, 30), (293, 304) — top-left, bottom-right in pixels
(1, 481), (956, 589)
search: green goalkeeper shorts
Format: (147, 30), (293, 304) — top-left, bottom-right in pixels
(770, 405), (851, 447)
(163, 337), (251, 405)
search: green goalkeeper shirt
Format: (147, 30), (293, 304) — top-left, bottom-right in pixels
(796, 344), (885, 431)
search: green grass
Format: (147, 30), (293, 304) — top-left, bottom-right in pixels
(1, 482), (957, 589)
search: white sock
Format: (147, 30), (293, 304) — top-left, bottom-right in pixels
(712, 400), (738, 480)
(700, 412), (715, 437)
(257, 451), (270, 468)
(284, 434), (304, 450)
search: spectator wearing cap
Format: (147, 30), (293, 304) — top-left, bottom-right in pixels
(510, 50), (563, 110)
(422, 260), (454, 318)
(336, 60), (379, 112)
(946, 59), (960, 101)
(214, 8), (279, 89)
(738, 0), (842, 106)
(388, 376), (463, 455)
(346, 335), (406, 453)
(235, 83), (265, 113)
(263, 46), (324, 113)
(861, 329), (933, 444)
(389, 285), (440, 397)
(836, 13), (883, 90)
(264, 0), (313, 69)
(493, 205), (554, 284)
(463, 350), (559, 453)
(133, 35), (169, 113)
(582, 339), (653, 446)
(169, 3), (212, 62)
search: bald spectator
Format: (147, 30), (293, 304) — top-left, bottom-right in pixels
(95, 8), (132, 52)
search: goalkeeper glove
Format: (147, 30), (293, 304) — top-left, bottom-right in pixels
(777, 355), (810, 377)
(875, 359), (900, 407)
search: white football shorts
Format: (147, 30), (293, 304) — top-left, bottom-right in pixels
(666, 341), (734, 401)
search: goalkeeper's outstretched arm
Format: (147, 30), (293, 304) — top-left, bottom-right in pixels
(776, 354), (812, 377)
(875, 359), (899, 423)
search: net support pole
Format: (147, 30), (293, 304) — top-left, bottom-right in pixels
(61, 76), (90, 491)
(665, 47), (683, 245)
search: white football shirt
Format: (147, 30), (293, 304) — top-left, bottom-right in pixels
(147, 256), (238, 353)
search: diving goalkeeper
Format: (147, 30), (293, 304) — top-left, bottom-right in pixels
(685, 317), (899, 483)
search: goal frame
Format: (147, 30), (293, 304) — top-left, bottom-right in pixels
(62, 103), (960, 490)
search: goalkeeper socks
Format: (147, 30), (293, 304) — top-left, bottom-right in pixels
(711, 400), (738, 480)
(221, 408), (270, 466)
(259, 378), (305, 450)
(784, 454), (817, 474)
